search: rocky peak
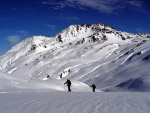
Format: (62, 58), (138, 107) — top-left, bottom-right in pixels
(139, 33), (150, 38)
(55, 23), (116, 43)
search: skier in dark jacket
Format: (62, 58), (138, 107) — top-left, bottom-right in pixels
(46, 74), (50, 79)
(64, 79), (72, 92)
(90, 84), (96, 92)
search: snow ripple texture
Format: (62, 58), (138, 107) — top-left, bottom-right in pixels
(0, 92), (149, 113)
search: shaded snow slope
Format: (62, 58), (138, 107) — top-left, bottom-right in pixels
(0, 91), (149, 113)
(0, 23), (150, 92)
(0, 70), (92, 92)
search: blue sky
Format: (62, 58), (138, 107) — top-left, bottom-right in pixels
(0, 0), (150, 56)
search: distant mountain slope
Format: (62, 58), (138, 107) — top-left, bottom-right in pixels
(0, 23), (150, 92)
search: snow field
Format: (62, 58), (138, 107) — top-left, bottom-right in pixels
(0, 92), (149, 113)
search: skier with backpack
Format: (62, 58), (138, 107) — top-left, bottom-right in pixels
(64, 79), (72, 92)
(90, 84), (96, 92)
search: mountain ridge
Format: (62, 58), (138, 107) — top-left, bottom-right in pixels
(0, 23), (150, 92)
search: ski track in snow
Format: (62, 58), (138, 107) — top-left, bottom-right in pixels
(0, 91), (149, 113)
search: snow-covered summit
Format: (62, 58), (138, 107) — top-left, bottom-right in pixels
(0, 23), (150, 92)
(55, 23), (132, 44)
(139, 33), (150, 38)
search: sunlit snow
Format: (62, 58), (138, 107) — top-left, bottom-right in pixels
(0, 24), (150, 113)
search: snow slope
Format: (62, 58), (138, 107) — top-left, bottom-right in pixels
(0, 91), (149, 113)
(0, 23), (150, 92)
(0, 70), (91, 92)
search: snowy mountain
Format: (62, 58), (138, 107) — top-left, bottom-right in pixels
(0, 23), (150, 92)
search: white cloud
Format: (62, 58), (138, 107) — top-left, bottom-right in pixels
(47, 24), (56, 29)
(43, 24), (56, 29)
(40, 1), (53, 5)
(66, 0), (143, 13)
(137, 28), (142, 31)
(128, 0), (143, 7)
(7, 36), (21, 44)
(44, 0), (143, 14)
(62, 16), (79, 20)
(16, 30), (28, 36)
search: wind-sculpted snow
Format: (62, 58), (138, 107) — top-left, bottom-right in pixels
(0, 91), (150, 113)
(0, 23), (150, 92)
(0, 70), (92, 92)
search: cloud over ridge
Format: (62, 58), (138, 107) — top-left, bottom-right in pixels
(42, 0), (143, 13)
(7, 36), (21, 44)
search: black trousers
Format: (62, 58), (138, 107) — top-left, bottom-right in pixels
(68, 86), (71, 92)
(93, 88), (95, 92)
